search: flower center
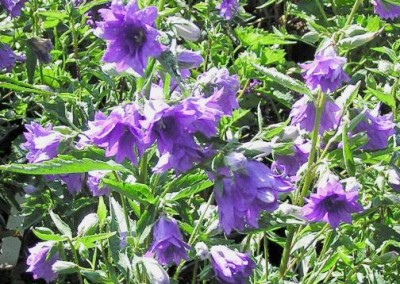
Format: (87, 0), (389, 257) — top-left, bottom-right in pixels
(323, 194), (339, 211)
(125, 25), (147, 47)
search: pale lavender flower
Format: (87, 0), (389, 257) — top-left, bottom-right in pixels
(300, 45), (349, 93)
(95, 0), (164, 75)
(26, 242), (59, 283)
(371, 0), (400, 20)
(0, 0), (27, 17)
(353, 105), (395, 150)
(218, 0), (239, 20)
(146, 216), (190, 266)
(87, 171), (111, 196)
(210, 245), (255, 283)
(0, 43), (23, 72)
(22, 122), (61, 163)
(289, 95), (340, 134)
(388, 168), (400, 193)
(275, 138), (311, 177)
(302, 174), (363, 228)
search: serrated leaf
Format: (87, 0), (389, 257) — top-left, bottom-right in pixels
(49, 211), (72, 238)
(102, 179), (155, 205)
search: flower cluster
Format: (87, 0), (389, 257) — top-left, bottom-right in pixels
(210, 154), (293, 234)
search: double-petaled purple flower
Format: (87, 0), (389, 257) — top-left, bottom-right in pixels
(289, 95), (340, 134)
(26, 241), (59, 283)
(0, 43), (23, 72)
(353, 105), (395, 151)
(211, 155), (293, 234)
(84, 103), (146, 164)
(300, 45), (349, 93)
(87, 171), (111, 196)
(275, 138), (311, 177)
(302, 174), (363, 228)
(0, 0), (27, 17)
(210, 245), (256, 283)
(147, 216), (190, 266)
(22, 122), (61, 164)
(218, 0), (239, 20)
(371, 0), (400, 20)
(95, 0), (164, 75)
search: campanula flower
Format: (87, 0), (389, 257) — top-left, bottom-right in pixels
(26, 242), (59, 283)
(275, 138), (311, 177)
(0, 0), (27, 17)
(371, 0), (400, 20)
(218, 0), (239, 20)
(0, 43), (23, 72)
(87, 171), (111, 196)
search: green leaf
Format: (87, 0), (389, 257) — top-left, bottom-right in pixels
(33, 227), (66, 242)
(76, 232), (116, 248)
(235, 27), (295, 47)
(49, 211), (72, 238)
(0, 155), (127, 175)
(342, 123), (356, 176)
(25, 47), (37, 84)
(97, 196), (107, 228)
(102, 179), (155, 205)
(253, 64), (312, 97)
(366, 87), (395, 108)
(171, 179), (213, 201)
(321, 252), (340, 272)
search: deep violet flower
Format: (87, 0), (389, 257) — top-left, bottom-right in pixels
(194, 67), (239, 115)
(371, 0), (400, 20)
(0, 43), (23, 72)
(211, 157), (293, 234)
(87, 171), (111, 196)
(289, 95), (340, 134)
(218, 0), (239, 20)
(300, 45), (349, 93)
(302, 174), (363, 228)
(22, 122), (61, 163)
(95, 0), (164, 75)
(59, 174), (84, 194)
(275, 138), (311, 177)
(353, 105), (395, 151)
(84, 103), (146, 164)
(0, 0), (27, 17)
(147, 216), (190, 266)
(26, 242), (59, 283)
(210, 245), (256, 284)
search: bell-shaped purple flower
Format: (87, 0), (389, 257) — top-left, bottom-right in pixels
(26, 241), (59, 283)
(371, 0), (400, 20)
(22, 122), (61, 163)
(218, 0), (239, 20)
(302, 174), (363, 228)
(87, 171), (111, 196)
(0, 0), (27, 17)
(211, 157), (293, 234)
(289, 95), (340, 134)
(84, 103), (146, 164)
(95, 0), (164, 75)
(300, 45), (349, 93)
(353, 105), (395, 151)
(147, 216), (190, 266)
(59, 174), (84, 194)
(0, 43), (23, 72)
(275, 138), (311, 177)
(210, 245), (255, 283)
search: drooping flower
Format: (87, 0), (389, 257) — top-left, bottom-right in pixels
(27, 37), (53, 64)
(275, 138), (311, 177)
(302, 174), (363, 228)
(194, 67), (239, 115)
(87, 171), (111, 196)
(0, 43), (23, 72)
(84, 103), (146, 164)
(210, 157), (293, 234)
(300, 45), (349, 93)
(26, 242), (59, 283)
(218, 0), (239, 20)
(210, 245), (256, 283)
(95, 0), (164, 75)
(146, 216), (190, 266)
(387, 168), (400, 193)
(22, 122), (62, 163)
(289, 95), (340, 134)
(353, 105), (395, 151)
(371, 0), (400, 20)
(0, 0), (27, 17)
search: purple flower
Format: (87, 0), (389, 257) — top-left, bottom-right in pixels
(211, 158), (293, 234)
(22, 122), (61, 163)
(289, 95), (340, 134)
(147, 216), (190, 266)
(84, 103), (146, 164)
(26, 241), (59, 283)
(0, 43), (23, 72)
(210, 245), (255, 283)
(87, 171), (111, 196)
(218, 0), (239, 20)
(302, 174), (363, 228)
(176, 50), (203, 70)
(353, 105), (395, 151)
(95, 0), (164, 75)
(371, 0), (400, 20)
(300, 45), (349, 93)
(194, 67), (239, 115)
(59, 174), (84, 194)
(275, 138), (311, 177)
(388, 168), (400, 193)
(0, 0), (27, 17)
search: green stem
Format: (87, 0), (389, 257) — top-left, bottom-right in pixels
(345, 0), (363, 27)
(113, 172), (131, 233)
(314, 0), (329, 24)
(67, 239), (83, 284)
(100, 241), (119, 284)
(191, 258), (199, 284)
(279, 227), (295, 278)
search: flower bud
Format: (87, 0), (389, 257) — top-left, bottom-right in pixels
(142, 257), (170, 284)
(52, 261), (78, 274)
(224, 152), (247, 171)
(77, 213), (98, 236)
(168, 16), (201, 42)
(195, 242), (209, 260)
(240, 141), (273, 156)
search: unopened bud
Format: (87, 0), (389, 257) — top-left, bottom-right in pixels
(168, 16), (201, 42)
(224, 152), (247, 171)
(195, 242), (209, 260)
(52, 261), (78, 274)
(77, 213), (98, 236)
